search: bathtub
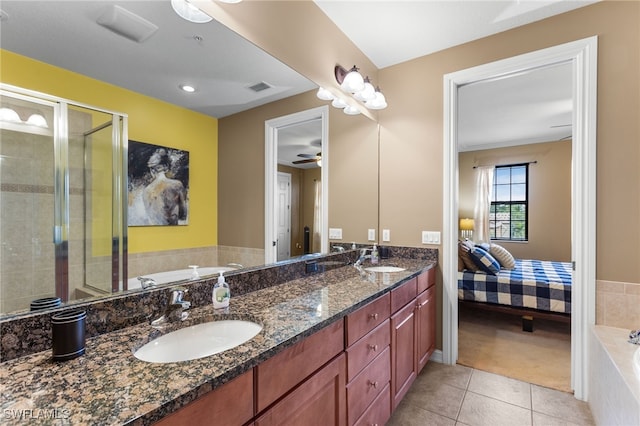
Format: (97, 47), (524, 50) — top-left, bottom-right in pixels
(127, 266), (236, 290)
(588, 326), (640, 425)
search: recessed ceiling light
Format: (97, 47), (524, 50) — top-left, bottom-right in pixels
(171, 0), (212, 23)
(180, 84), (196, 93)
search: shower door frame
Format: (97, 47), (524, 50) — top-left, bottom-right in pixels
(1, 83), (129, 302)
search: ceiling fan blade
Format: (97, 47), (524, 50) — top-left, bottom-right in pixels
(297, 152), (322, 159)
(293, 158), (317, 164)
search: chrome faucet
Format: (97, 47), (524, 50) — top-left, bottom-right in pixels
(137, 276), (157, 289)
(332, 245), (345, 253)
(354, 248), (373, 266)
(151, 286), (191, 327)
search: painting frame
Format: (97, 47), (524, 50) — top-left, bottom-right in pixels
(127, 140), (189, 226)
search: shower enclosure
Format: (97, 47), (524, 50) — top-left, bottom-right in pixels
(0, 85), (128, 314)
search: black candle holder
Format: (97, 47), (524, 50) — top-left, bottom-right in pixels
(51, 309), (86, 361)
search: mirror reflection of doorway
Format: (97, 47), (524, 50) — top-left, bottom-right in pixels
(265, 106), (328, 264)
(276, 172), (292, 261)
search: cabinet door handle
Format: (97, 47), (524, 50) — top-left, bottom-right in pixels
(368, 344), (379, 352)
(369, 313), (379, 320)
(368, 380), (379, 389)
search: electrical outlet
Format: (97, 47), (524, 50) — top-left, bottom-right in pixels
(329, 228), (342, 239)
(382, 229), (391, 242)
(368, 229), (376, 241)
(421, 231), (441, 244)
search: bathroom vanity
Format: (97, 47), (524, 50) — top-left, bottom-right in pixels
(0, 253), (436, 425)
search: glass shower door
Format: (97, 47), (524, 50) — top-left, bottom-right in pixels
(0, 86), (127, 314)
(0, 94), (57, 312)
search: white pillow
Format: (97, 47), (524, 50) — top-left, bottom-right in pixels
(489, 243), (516, 269)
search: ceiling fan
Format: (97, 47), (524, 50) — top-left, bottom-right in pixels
(293, 152), (321, 165)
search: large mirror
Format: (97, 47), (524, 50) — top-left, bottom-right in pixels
(0, 1), (379, 316)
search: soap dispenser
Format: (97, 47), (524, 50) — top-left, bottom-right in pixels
(212, 272), (230, 309)
(371, 244), (379, 264)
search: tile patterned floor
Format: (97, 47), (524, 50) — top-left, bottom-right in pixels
(387, 362), (594, 426)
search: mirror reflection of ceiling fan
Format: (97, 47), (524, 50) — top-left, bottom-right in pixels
(293, 152), (321, 165)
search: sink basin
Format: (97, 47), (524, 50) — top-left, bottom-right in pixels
(134, 320), (262, 363)
(364, 266), (406, 273)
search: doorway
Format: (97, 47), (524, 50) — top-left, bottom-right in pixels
(265, 106), (329, 264)
(442, 37), (597, 400)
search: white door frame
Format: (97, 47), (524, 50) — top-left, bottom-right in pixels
(265, 106), (329, 264)
(442, 36), (597, 401)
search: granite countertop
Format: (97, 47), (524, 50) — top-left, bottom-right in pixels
(0, 258), (435, 425)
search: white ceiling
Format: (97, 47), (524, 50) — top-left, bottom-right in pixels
(0, 0), (596, 161)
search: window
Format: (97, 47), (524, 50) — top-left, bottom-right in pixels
(490, 164), (528, 241)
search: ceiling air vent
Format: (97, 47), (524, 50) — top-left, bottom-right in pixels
(248, 82), (273, 93)
(97, 5), (158, 43)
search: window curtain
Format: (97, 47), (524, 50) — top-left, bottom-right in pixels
(313, 179), (322, 253)
(473, 166), (494, 243)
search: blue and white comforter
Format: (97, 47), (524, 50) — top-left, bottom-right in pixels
(458, 259), (572, 314)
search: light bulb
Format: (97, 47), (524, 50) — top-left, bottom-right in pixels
(365, 90), (388, 110)
(316, 87), (334, 101)
(26, 113), (48, 128)
(343, 105), (361, 115)
(354, 78), (376, 102)
(0, 107), (21, 123)
(340, 66), (365, 93)
(331, 98), (348, 109)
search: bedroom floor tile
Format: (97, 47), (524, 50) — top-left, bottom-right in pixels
(388, 362), (595, 426)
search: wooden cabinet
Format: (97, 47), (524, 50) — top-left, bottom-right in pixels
(416, 285), (436, 373)
(345, 296), (392, 426)
(390, 295), (417, 410)
(154, 369), (253, 426)
(156, 265), (436, 426)
(255, 354), (346, 426)
(390, 267), (436, 411)
(256, 320), (344, 412)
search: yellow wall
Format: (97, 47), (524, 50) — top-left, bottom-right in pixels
(0, 50), (218, 253)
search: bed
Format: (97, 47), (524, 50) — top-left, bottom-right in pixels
(458, 259), (572, 314)
(457, 240), (572, 330)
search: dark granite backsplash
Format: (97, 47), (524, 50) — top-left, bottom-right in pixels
(0, 247), (437, 362)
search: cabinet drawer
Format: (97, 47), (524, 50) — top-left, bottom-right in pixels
(390, 278), (417, 314)
(346, 347), (391, 425)
(346, 293), (390, 347)
(154, 369), (253, 426)
(255, 354), (346, 426)
(346, 319), (390, 382)
(417, 266), (436, 294)
(256, 320), (344, 412)
(353, 383), (391, 426)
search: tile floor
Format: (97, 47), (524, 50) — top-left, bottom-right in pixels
(387, 362), (595, 426)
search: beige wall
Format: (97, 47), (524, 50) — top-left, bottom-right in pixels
(215, 1), (639, 342)
(459, 141), (572, 262)
(379, 1), (639, 284)
(218, 90), (378, 250)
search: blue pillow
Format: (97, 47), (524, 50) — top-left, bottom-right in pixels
(469, 246), (501, 275)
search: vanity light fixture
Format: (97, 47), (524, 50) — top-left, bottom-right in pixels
(179, 84), (196, 93)
(171, 0), (212, 23)
(317, 64), (387, 113)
